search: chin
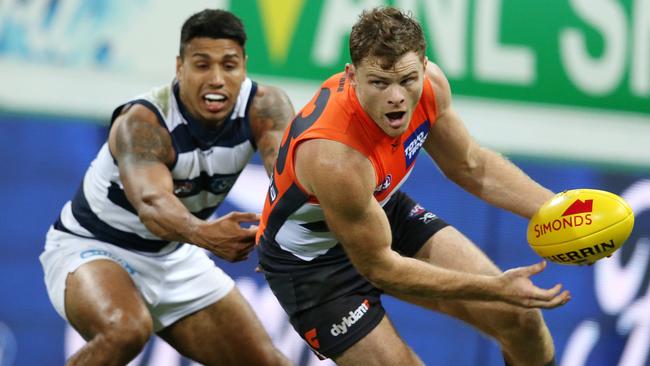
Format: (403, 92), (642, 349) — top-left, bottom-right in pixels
(383, 127), (405, 138)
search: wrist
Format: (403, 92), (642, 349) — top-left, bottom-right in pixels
(181, 214), (205, 247)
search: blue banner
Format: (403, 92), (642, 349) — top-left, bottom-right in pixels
(1, 115), (648, 365)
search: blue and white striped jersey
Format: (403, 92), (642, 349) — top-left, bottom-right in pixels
(54, 78), (258, 253)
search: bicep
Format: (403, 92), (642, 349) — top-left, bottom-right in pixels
(109, 106), (176, 206)
(296, 140), (393, 275)
(423, 63), (479, 176)
(321, 192), (393, 275)
(424, 108), (475, 168)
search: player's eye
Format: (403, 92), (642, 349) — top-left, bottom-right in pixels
(401, 78), (415, 86)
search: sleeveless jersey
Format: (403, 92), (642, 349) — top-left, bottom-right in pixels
(257, 72), (437, 261)
(54, 78), (258, 253)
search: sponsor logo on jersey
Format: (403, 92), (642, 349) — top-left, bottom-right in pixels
(330, 299), (370, 337)
(403, 121), (430, 167)
(173, 181), (195, 196)
(533, 199), (593, 238)
(419, 212), (438, 224)
(374, 174), (392, 193)
(209, 176), (237, 194)
(409, 204), (426, 217)
(80, 249), (136, 274)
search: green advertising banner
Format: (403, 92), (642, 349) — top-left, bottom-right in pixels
(231, 0), (650, 114)
(1, 0), (648, 166)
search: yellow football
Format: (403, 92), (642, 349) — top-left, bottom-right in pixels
(527, 189), (634, 265)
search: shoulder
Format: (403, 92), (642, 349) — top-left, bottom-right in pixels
(424, 61), (452, 114)
(295, 139), (375, 199)
(113, 103), (162, 130)
(249, 84), (293, 117)
(248, 83), (294, 133)
(109, 103), (175, 165)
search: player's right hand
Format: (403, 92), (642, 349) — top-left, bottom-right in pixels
(197, 211), (260, 262)
(496, 261), (571, 309)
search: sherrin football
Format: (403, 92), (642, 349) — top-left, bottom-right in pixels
(527, 189), (634, 265)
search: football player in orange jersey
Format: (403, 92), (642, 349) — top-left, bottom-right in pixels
(256, 6), (569, 366)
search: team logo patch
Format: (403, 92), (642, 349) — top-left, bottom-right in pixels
(374, 174), (392, 193)
(409, 204), (426, 217)
(419, 212), (438, 224)
(403, 121), (430, 167)
(209, 176), (237, 194)
(305, 328), (320, 349)
(173, 181), (195, 196)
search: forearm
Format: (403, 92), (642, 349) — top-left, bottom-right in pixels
(452, 147), (554, 218)
(136, 190), (204, 245)
(365, 252), (502, 301)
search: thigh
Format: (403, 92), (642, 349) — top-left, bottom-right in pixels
(150, 245), (235, 332)
(384, 191), (449, 257)
(414, 225), (501, 275)
(65, 259), (152, 340)
(334, 315), (423, 366)
(157, 287), (276, 366)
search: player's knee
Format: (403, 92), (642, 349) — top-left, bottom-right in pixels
(497, 308), (549, 343)
(95, 311), (153, 354)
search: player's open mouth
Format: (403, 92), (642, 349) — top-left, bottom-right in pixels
(203, 93), (227, 112)
(385, 111), (406, 127)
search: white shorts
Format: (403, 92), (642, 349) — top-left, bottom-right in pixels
(39, 227), (235, 332)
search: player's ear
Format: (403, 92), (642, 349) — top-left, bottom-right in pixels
(176, 55), (183, 79)
(345, 63), (357, 86)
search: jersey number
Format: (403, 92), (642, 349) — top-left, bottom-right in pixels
(275, 88), (330, 175)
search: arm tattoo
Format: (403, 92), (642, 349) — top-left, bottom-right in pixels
(251, 86), (294, 176)
(116, 119), (172, 164)
(252, 87), (294, 130)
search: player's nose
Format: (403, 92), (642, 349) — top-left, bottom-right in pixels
(386, 85), (405, 105)
(208, 67), (225, 87)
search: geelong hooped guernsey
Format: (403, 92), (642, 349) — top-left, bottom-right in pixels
(257, 72), (437, 261)
(54, 78), (258, 254)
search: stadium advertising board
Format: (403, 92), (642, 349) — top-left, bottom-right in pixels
(1, 0), (649, 168)
(1, 0), (649, 114)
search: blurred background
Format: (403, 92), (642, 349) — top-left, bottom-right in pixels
(1, 0), (649, 365)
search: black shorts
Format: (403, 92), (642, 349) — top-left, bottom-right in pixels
(258, 191), (449, 359)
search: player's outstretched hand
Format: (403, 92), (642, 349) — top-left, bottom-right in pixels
(198, 211), (260, 262)
(497, 261), (571, 309)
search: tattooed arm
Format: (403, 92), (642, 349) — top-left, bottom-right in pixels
(249, 85), (294, 176)
(108, 104), (258, 261)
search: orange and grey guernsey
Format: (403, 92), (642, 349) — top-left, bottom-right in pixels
(256, 72), (438, 261)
